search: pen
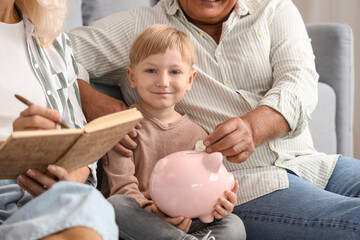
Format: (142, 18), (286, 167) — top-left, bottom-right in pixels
(14, 94), (70, 129)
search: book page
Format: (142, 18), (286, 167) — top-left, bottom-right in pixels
(84, 108), (141, 133)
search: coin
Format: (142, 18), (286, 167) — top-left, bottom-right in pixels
(194, 140), (206, 152)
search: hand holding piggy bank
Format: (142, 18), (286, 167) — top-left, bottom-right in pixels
(149, 150), (235, 223)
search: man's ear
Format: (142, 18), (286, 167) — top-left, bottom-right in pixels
(186, 69), (197, 92)
(127, 66), (137, 88)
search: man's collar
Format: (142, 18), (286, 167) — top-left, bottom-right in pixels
(163, 0), (179, 16)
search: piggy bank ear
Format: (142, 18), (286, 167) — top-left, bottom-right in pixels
(202, 152), (223, 173)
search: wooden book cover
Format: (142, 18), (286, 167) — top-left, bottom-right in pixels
(0, 108), (143, 179)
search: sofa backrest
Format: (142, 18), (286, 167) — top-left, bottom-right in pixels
(307, 23), (354, 156)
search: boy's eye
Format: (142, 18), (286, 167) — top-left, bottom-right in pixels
(171, 70), (180, 75)
(146, 69), (156, 73)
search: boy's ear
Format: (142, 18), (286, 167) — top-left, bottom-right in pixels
(127, 66), (137, 88)
(186, 69), (197, 92)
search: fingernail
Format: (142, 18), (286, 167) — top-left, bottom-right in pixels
(205, 147), (212, 153)
(203, 140), (210, 146)
(17, 175), (25, 182)
(26, 169), (35, 177)
(48, 165), (56, 171)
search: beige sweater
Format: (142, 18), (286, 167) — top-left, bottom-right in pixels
(102, 105), (208, 207)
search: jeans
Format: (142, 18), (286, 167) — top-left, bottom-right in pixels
(233, 156), (360, 240)
(0, 181), (118, 240)
(108, 194), (246, 240)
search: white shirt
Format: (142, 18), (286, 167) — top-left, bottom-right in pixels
(0, 20), (47, 140)
(69, 0), (340, 204)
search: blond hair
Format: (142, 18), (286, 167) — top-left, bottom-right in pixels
(15, 0), (68, 47)
(129, 24), (197, 67)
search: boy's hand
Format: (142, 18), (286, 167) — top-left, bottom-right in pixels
(212, 180), (239, 219)
(150, 203), (192, 233)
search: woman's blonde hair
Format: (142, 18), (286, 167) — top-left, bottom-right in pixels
(129, 24), (197, 67)
(15, 0), (67, 47)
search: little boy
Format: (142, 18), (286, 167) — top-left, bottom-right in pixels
(103, 24), (246, 240)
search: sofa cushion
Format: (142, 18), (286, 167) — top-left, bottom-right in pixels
(308, 82), (337, 154)
(64, 0), (83, 30)
(81, 0), (156, 26)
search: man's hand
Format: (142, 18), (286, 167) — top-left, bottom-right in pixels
(150, 203), (192, 233)
(204, 117), (255, 163)
(213, 180), (239, 219)
(13, 105), (62, 131)
(204, 106), (290, 163)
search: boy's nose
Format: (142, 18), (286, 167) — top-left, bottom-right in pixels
(156, 73), (169, 87)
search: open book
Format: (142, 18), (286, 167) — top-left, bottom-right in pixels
(0, 108), (143, 179)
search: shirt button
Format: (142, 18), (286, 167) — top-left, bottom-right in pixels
(216, 50), (222, 56)
(34, 63), (39, 68)
(303, 51), (308, 56)
(225, 79), (232, 85)
(269, 143), (275, 150)
(199, 32), (205, 37)
(47, 90), (52, 95)
(258, 30), (263, 37)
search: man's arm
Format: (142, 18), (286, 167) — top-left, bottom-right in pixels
(204, 105), (290, 163)
(77, 79), (128, 122)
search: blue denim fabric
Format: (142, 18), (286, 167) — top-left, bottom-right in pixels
(0, 181), (118, 240)
(233, 156), (360, 240)
(108, 194), (246, 240)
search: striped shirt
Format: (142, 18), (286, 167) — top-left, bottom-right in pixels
(69, 0), (339, 204)
(20, 15), (96, 186)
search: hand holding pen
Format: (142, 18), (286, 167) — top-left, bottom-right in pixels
(13, 94), (70, 131)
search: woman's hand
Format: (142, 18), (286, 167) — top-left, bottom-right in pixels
(212, 180), (239, 219)
(150, 203), (192, 233)
(13, 105), (63, 131)
(17, 165), (78, 197)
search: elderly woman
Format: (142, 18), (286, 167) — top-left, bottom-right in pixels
(0, 0), (117, 239)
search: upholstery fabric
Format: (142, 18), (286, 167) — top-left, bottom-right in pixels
(307, 23), (354, 156)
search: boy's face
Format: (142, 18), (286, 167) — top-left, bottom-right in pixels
(127, 48), (196, 113)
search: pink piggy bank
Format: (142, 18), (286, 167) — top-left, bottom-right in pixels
(149, 150), (234, 223)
